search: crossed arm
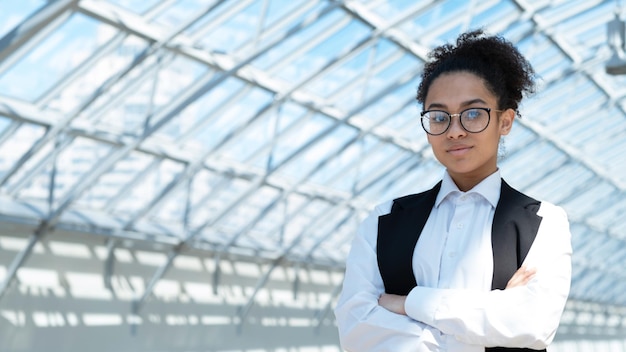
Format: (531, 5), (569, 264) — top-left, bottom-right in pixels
(378, 266), (537, 316)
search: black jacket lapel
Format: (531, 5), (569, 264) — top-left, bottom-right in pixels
(376, 182), (441, 295)
(490, 180), (542, 290)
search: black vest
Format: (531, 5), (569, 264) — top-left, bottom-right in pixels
(377, 180), (545, 352)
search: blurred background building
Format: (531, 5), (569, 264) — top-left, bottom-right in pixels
(0, 0), (625, 351)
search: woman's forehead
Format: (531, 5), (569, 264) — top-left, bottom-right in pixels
(424, 71), (498, 109)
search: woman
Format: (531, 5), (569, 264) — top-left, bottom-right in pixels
(334, 30), (572, 351)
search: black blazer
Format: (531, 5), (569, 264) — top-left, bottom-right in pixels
(377, 179), (545, 352)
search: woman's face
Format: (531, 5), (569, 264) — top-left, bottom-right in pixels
(423, 71), (515, 191)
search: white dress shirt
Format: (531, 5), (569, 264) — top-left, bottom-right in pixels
(334, 170), (572, 351)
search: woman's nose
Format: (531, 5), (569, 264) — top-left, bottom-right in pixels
(446, 115), (467, 138)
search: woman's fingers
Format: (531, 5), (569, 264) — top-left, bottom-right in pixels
(505, 266), (537, 289)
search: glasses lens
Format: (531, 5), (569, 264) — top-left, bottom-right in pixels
(422, 111), (449, 135)
(460, 108), (489, 132)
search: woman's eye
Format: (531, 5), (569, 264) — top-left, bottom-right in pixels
(432, 113), (448, 123)
(466, 109), (481, 119)
(463, 109), (486, 120)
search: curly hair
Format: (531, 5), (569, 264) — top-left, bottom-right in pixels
(416, 29), (536, 115)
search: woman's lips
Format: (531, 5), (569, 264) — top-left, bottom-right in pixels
(447, 145), (472, 156)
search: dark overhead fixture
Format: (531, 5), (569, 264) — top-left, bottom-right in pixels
(606, 13), (626, 75)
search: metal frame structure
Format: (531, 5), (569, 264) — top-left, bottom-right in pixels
(1, 0), (626, 350)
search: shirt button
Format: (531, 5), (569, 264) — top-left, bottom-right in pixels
(449, 252), (457, 258)
(456, 223), (464, 229)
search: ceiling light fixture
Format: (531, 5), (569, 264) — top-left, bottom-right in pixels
(606, 8), (626, 74)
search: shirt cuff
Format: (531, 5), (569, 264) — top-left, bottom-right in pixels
(405, 286), (444, 326)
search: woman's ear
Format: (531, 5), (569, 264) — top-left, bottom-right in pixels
(499, 108), (515, 135)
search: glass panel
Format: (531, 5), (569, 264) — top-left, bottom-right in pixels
(190, 177), (254, 231)
(307, 136), (369, 194)
(278, 198), (331, 247)
(526, 162), (594, 204)
(151, 0), (211, 29)
(49, 137), (113, 204)
(248, 103), (313, 169)
(75, 151), (153, 209)
(562, 181), (616, 219)
(330, 54), (421, 113)
(0, 122), (46, 182)
(193, 0), (266, 54)
(189, 169), (222, 214)
(248, 192), (308, 247)
(105, 0), (162, 14)
(6, 141), (54, 197)
(14, 137), (112, 205)
(304, 39), (394, 98)
(292, 206), (352, 257)
(45, 32), (152, 115)
(251, 7), (345, 71)
(0, 13), (116, 102)
(261, 113), (335, 172)
(500, 142), (568, 189)
(271, 20), (371, 83)
(263, 0), (311, 31)
(92, 54), (208, 136)
(368, 0), (417, 20)
(113, 158), (184, 220)
(355, 78), (422, 129)
(522, 34), (571, 81)
(355, 143), (415, 200)
(178, 83), (273, 151)
(377, 104), (426, 142)
(217, 185), (281, 239)
(277, 123), (359, 180)
(588, 197), (626, 232)
(0, 0), (46, 38)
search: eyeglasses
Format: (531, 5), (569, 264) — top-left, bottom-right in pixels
(420, 107), (502, 135)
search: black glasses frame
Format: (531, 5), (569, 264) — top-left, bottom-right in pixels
(420, 107), (501, 136)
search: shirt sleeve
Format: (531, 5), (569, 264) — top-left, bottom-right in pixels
(334, 203), (439, 352)
(404, 202), (572, 349)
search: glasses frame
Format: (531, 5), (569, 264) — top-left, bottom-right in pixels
(420, 107), (503, 136)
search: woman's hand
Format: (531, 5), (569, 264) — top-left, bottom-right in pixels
(506, 266), (537, 289)
(378, 293), (407, 315)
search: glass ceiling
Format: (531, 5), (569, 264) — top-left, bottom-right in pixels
(1, 0), (626, 332)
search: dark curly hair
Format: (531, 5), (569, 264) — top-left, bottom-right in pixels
(416, 29), (536, 116)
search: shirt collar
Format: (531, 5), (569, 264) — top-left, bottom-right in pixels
(435, 169), (502, 208)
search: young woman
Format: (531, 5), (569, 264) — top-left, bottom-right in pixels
(334, 30), (572, 351)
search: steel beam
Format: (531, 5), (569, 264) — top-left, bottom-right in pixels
(0, 0), (75, 75)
